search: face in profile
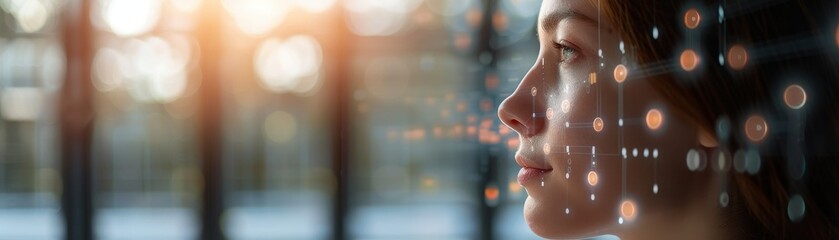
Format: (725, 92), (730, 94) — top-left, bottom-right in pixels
(497, 0), (719, 238)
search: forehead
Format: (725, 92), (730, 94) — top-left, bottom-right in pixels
(539, 0), (596, 21)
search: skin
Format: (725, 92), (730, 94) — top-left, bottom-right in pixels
(497, 1), (724, 239)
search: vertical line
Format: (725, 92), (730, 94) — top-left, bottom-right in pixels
(59, 0), (95, 239)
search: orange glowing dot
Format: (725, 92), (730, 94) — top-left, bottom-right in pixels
(561, 99), (570, 113)
(783, 84), (807, 109)
(620, 200), (637, 221)
(680, 49), (699, 71)
(593, 117), (604, 132)
(613, 64), (627, 83)
(484, 185), (500, 201)
(509, 181), (522, 193)
(531, 86), (537, 96)
(587, 171), (598, 186)
(466, 9), (482, 28)
(422, 177), (437, 188)
(543, 143), (551, 155)
(744, 115), (768, 143)
(492, 10), (509, 32)
(546, 107), (554, 120)
(645, 108), (663, 131)
(684, 8), (701, 29)
(589, 72), (597, 85)
(727, 45), (748, 70)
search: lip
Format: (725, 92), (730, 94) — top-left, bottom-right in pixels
(518, 167), (552, 185)
(515, 154), (553, 185)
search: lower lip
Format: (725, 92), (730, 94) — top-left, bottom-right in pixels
(517, 167), (552, 185)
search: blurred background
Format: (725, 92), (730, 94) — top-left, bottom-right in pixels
(0, 0), (547, 239)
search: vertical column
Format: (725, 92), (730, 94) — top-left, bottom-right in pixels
(476, 0), (499, 239)
(59, 0), (95, 239)
(330, 7), (352, 240)
(196, 1), (224, 239)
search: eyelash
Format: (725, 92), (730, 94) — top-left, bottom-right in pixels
(552, 41), (579, 64)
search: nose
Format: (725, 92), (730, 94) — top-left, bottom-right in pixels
(498, 61), (547, 138)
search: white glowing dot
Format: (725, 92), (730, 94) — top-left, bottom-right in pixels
(619, 41), (625, 54)
(543, 143), (551, 155)
(653, 184), (659, 194)
(653, 148), (659, 159)
(565, 208), (570, 214)
(565, 172), (570, 179)
(621, 148), (627, 159)
(632, 148), (638, 157)
(719, 53), (725, 66)
(686, 149), (703, 171)
(643, 148), (649, 158)
(531, 86), (537, 96)
(565, 121), (570, 128)
(618, 217), (624, 224)
(590, 194), (595, 201)
(591, 146), (596, 156)
(102, 0), (162, 37)
(720, 192), (730, 207)
(718, 6), (724, 23)
(788, 194), (806, 222)
(566, 145), (570, 155)
(618, 118), (624, 127)
(652, 26), (659, 39)
(561, 99), (571, 113)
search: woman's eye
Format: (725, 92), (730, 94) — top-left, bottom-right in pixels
(552, 41), (578, 63)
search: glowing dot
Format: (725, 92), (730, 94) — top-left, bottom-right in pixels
(788, 194), (806, 222)
(652, 26), (659, 39)
(543, 143), (551, 155)
(565, 208), (570, 214)
(745, 148), (761, 175)
(587, 171), (599, 186)
(565, 172), (570, 179)
(652, 184), (659, 194)
(592, 117), (604, 132)
(590, 194), (595, 201)
(530, 87), (537, 96)
(686, 149), (706, 172)
(716, 150), (731, 172)
(727, 45), (748, 70)
(618, 118), (623, 127)
(620, 200), (637, 222)
(632, 148), (638, 157)
(546, 107), (555, 120)
(744, 115), (768, 143)
(560, 99), (571, 113)
(508, 181), (522, 194)
(484, 185), (499, 201)
(589, 72), (597, 85)
(684, 8), (701, 29)
(653, 148), (659, 159)
(645, 108), (664, 130)
(720, 192), (730, 207)
(718, 53), (725, 66)
(643, 148), (649, 158)
(783, 84), (807, 109)
(566, 145), (570, 154)
(618, 217), (624, 224)
(565, 121), (569, 128)
(591, 146), (596, 156)
(621, 148), (627, 159)
(613, 64), (627, 83)
(619, 41), (625, 54)
(680, 49), (699, 72)
(718, 6), (724, 23)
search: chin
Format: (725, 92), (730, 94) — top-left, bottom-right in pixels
(523, 196), (604, 239)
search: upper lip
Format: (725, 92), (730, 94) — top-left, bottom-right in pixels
(515, 153), (552, 170)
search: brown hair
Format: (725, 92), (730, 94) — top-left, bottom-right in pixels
(597, 0), (839, 238)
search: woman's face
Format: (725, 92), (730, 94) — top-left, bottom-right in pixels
(498, 0), (710, 238)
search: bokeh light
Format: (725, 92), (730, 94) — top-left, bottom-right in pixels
(296, 0), (336, 13)
(345, 0), (421, 36)
(783, 84), (807, 109)
(587, 171), (598, 186)
(744, 115), (768, 143)
(222, 0), (290, 36)
(645, 108), (663, 131)
(680, 49), (699, 71)
(100, 0), (162, 37)
(684, 8), (700, 29)
(620, 200), (637, 222)
(613, 64), (627, 83)
(593, 117), (604, 132)
(254, 35), (324, 95)
(727, 45), (748, 70)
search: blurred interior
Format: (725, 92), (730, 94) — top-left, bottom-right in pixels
(0, 0), (549, 239)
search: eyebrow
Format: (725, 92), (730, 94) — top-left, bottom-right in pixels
(540, 9), (598, 34)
